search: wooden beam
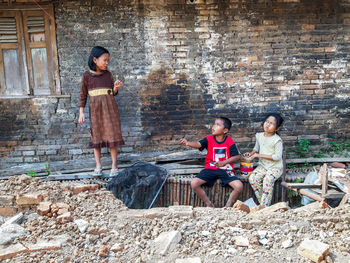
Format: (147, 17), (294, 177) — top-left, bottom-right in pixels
(281, 182), (323, 202)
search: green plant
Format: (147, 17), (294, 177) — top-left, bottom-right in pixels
(313, 152), (325, 158)
(286, 163), (297, 169)
(299, 161), (313, 173)
(44, 162), (51, 175)
(27, 171), (36, 177)
(287, 178), (303, 207)
(294, 138), (311, 158)
(343, 141), (350, 151)
(329, 141), (343, 154)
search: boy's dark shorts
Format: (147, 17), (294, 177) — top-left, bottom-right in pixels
(195, 169), (240, 187)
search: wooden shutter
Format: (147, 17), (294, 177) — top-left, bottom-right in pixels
(0, 11), (29, 95)
(22, 10), (52, 95)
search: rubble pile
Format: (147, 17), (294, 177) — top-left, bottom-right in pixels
(0, 174), (349, 263)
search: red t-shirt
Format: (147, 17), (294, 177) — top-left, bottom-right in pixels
(199, 135), (239, 171)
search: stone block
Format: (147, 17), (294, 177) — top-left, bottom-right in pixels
(26, 240), (62, 252)
(152, 231), (182, 255)
(233, 200), (250, 213)
(297, 239), (330, 263)
(0, 243), (27, 260)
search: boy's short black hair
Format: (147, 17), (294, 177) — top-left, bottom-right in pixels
(218, 116), (232, 131)
(88, 46), (109, 71)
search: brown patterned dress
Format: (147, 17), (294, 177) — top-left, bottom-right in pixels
(78, 70), (124, 148)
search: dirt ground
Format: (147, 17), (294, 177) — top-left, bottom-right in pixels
(0, 174), (349, 263)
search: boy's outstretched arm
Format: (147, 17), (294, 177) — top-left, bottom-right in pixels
(215, 154), (240, 167)
(180, 138), (202, 149)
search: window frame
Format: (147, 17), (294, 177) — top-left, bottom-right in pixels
(0, 3), (61, 98)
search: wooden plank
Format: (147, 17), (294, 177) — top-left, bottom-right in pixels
(287, 157), (350, 164)
(46, 174), (93, 181)
(283, 183), (322, 189)
(322, 192), (345, 199)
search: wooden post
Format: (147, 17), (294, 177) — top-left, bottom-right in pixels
(281, 151), (287, 202)
(319, 164), (328, 196)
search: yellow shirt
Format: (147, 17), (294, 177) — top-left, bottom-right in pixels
(253, 132), (283, 170)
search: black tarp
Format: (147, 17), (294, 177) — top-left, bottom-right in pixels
(106, 162), (168, 209)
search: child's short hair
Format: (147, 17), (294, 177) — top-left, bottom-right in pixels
(218, 116), (232, 131)
(88, 46), (110, 71)
(263, 113), (284, 128)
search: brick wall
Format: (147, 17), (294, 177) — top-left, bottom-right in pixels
(1, 0), (350, 169)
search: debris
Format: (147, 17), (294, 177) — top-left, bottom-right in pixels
(0, 243), (27, 260)
(2, 212), (24, 226)
(281, 239), (293, 248)
(175, 257), (201, 263)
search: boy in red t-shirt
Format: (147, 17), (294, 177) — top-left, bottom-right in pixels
(180, 117), (243, 207)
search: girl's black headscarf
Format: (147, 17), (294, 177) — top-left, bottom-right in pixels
(88, 46), (109, 71)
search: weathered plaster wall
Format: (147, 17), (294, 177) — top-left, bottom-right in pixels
(1, 0), (350, 168)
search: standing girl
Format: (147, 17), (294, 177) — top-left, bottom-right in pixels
(243, 113), (284, 207)
(78, 46), (124, 177)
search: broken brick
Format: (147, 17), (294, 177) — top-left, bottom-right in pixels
(37, 202), (52, 216)
(16, 192), (48, 206)
(233, 200), (250, 213)
(72, 184), (99, 195)
(98, 244), (110, 257)
(57, 212), (73, 223)
(0, 207), (17, 217)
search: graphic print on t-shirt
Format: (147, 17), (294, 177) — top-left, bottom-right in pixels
(210, 147), (233, 170)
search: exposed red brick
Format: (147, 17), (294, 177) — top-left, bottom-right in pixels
(301, 24), (315, 30)
(330, 162), (346, 169)
(16, 192), (48, 206)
